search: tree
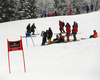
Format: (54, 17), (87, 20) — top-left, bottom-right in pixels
(54, 0), (70, 15)
(92, 0), (100, 11)
(53, 0), (60, 8)
(22, 0), (37, 19)
(0, 0), (17, 22)
(69, 0), (88, 14)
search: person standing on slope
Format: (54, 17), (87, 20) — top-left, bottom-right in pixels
(65, 23), (71, 42)
(41, 31), (47, 45)
(59, 20), (65, 33)
(74, 21), (78, 28)
(86, 5), (89, 13)
(91, 4), (94, 12)
(46, 27), (53, 44)
(31, 23), (36, 35)
(26, 23), (31, 34)
(69, 8), (72, 15)
(72, 22), (78, 41)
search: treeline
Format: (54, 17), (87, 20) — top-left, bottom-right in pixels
(0, 0), (100, 23)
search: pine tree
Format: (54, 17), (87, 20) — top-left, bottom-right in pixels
(53, 0), (60, 8)
(92, 0), (100, 11)
(71, 0), (86, 14)
(54, 0), (69, 15)
(0, 0), (17, 22)
(23, 0), (37, 19)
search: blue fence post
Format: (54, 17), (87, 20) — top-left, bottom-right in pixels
(25, 32), (35, 46)
(26, 37), (28, 47)
(30, 36), (35, 46)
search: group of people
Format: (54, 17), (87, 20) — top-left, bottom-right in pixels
(41, 20), (98, 45)
(59, 20), (78, 41)
(77, 4), (94, 14)
(41, 4), (94, 18)
(41, 11), (58, 18)
(26, 23), (36, 35)
(41, 21), (78, 45)
(41, 27), (53, 45)
(26, 20), (98, 46)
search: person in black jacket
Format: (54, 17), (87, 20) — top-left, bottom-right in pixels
(76, 8), (80, 14)
(26, 23), (31, 34)
(31, 23), (36, 35)
(46, 27), (53, 44)
(41, 31), (47, 45)
(86, 5), (89, 13)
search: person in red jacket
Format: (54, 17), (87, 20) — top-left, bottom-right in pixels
(66, 23), (71, 41)
(52, 13), (55, 16)
(59, 20), (65, 33)
(89, 30), (98, 38)
(69, 8), (72, 15)
(72, 22), (78, 41)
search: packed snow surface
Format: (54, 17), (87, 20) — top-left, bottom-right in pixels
(0, 11), (100, 80)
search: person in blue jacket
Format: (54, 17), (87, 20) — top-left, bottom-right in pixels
(91, 4), (94, 12)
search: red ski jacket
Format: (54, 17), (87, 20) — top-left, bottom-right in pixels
(72, 24), (78, 33)
(66, 25), (71, 34)
(93, 32), (98, 38)
(59, 21), (63, 30)
(69, 8), (72, 14)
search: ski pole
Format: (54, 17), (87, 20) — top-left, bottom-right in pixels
(30, 36), (35, 46)
(36, 28), (39, 34)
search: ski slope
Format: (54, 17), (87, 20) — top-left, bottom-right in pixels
(0, 11), (100, 80)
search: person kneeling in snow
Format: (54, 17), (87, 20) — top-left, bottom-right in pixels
(53, 34), (59, 42)
(89, 30), (98, 38)
(53, 34), (65, 43)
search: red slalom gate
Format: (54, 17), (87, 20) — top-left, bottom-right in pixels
(7, 36), (26, 73)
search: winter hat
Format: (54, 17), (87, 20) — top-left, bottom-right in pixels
(93, 30), (96, 32)
(49, 27), (51, 30)
(74, 21), (76, 24)
(33, 23), (35, 25)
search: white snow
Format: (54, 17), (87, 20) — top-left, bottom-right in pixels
(0, 11), (100, 80)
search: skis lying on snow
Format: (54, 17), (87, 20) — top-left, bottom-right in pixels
(22, 35), (36, 38)
(44, 37), (94, 46)
(45, 39), (80, 45)
(31, 33), (39, 35)
(81, 38), (88, 40)
(64, 39), (80, 43)
(22, 33), (39, 38)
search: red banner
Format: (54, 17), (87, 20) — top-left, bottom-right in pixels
(7, 37), (23, 52)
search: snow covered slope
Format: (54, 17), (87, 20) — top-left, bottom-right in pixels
(0, 11), (100, 80)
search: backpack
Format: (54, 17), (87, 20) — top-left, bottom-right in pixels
(76, 23), (78, 28)
(41, 31), (45, 36)
(62, 22), (65, 27)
